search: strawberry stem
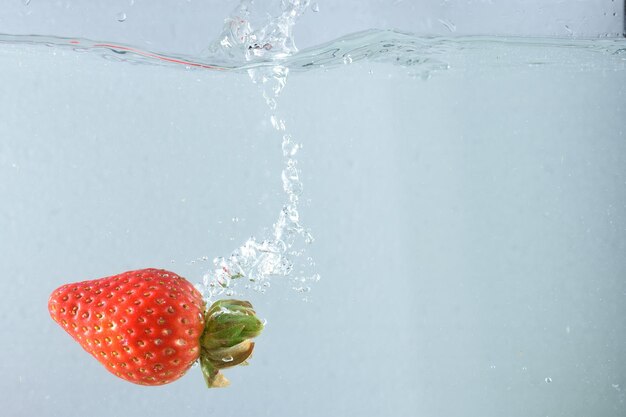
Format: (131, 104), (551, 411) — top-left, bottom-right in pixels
(199, 299), (264, 388)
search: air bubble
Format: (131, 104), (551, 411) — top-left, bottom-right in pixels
(311, 3), (319, 12)
(116, 12), (127, 22)
(282, 135), (300, 156)
(265, 97), (277, 110)
(545, 377), (552, 383)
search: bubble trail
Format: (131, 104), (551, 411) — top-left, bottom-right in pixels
(201, 0), (319, 301)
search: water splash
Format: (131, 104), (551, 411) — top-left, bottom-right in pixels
(201, 0), (318, 300)
(204, 0), (311, 64)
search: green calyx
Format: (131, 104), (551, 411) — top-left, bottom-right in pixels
(199, 299), (264, 388)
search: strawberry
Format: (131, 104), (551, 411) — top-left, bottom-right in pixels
(48, 268), (263, 388)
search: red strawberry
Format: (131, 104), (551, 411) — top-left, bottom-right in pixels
(48, 268), (263, 387)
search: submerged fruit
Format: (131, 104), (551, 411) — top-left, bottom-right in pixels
(48, 268), (263, 387)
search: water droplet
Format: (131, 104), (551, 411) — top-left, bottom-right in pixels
(545, 377), (552, 383)
(22, 0), (31, 6)
(489, 364), (496, 369)
(311, 3), (320, 12)
(521, 366), (528, 372)
(221, 356), (234, 363)
(343, 55), (353, 65)
(116, 12), (127, 22)
(231, 217), (239, 223)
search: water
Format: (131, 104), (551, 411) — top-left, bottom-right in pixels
(1, 15), (626, 417)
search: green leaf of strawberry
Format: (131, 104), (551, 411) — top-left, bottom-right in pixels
(200, 299), (264, 387)
(48, 268), (263, 387)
